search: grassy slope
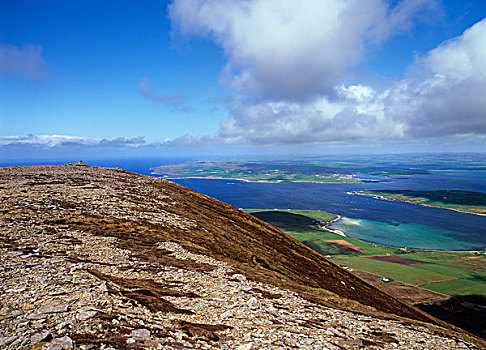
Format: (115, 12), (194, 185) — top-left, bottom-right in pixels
(37, 165), (451, 327)
(244, 209), (486, 297)
(358, 190), (486, 215)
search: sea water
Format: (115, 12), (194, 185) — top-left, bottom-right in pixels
(172, 171), (486, 251)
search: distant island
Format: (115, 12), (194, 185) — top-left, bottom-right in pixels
(151, 159), (440, 183)
(152, 161), (365, 183)
(355, 190), (486, 216)
(152, 155), (486, 184)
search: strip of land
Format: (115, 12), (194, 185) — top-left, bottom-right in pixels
(152, 161), (378, 183)
(354, 190), (486, 216)
(152, 155), (486, 184)
(153, 162), (364, 183)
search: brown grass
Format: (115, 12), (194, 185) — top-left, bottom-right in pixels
(364, 255), (432, 265)
(324, 240), (369, 254)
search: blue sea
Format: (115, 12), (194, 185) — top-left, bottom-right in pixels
(2, 157), (485, 251)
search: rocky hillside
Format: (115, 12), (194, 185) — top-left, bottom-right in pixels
(0, 164), (483, 349)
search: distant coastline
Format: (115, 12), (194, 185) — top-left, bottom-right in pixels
(162, 175), (365, 184)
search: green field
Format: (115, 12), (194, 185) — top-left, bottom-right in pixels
(153, 161), (365, 183)
(152, 154), (486, 183)
(357, 190), (486, 215)
(245, 209), (486, 298)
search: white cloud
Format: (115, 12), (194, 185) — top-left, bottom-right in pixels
(0, 44), (49, 81)
(168, 1), (485, 146)
(391, 18), (486, 137)
(169, 0), (435, 100)
(0, 135), (146, 148)
(0, 135), (100, 147)
(216, 89), (405, 145)
(423, 19), (486, 81)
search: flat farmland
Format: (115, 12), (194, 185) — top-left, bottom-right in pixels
(245, 209), (486, 298)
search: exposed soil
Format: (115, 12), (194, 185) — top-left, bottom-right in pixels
(324, 239), (370, 254)
(364, 255), (433, 265)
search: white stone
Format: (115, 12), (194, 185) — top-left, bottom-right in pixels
(221, 310), (233, 319)
(51, 336), (74, 350)
(130, 329), (151, 339)
(246, 297), (259, 309)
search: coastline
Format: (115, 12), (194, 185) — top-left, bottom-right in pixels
(329, 217), (484, 252)
(322, 214), (347, 237)
(353, 191), (486, 217)
(159, 175), (364, 184)
(315, 212), (485, 253)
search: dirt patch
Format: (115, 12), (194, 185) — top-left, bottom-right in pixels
(324, 240), (369, 254)
(177, 321), (232, 341)
(364, 255), (432, 265)
(70, 312), (170, 350)
(251, 288), (282, 299)
(87, 269), (195, 314)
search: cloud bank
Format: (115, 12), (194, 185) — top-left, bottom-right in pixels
(168, 0), (486, 146)
(0, 135), (146, 152)
(0, 135), (153, 161)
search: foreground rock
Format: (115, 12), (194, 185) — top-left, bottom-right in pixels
(0, 165), (483, 349)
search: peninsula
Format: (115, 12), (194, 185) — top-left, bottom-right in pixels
(355, 190), (486, 216)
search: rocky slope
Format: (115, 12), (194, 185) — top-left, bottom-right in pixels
(0, 164), (483, 349)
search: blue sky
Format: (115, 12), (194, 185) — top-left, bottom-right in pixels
(0, 1), (228, 139)
(1, 0), (486, 159)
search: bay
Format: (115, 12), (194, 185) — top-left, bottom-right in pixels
(172, 171), (486, 251)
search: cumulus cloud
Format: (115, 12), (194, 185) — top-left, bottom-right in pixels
(167, 0), (486, 147)
(214, 88), (405, 145)
(139, 77), (192, 113)
(169, 0), (437, 100)
(388, 18), (486, 137)
(0, 44), (49, 81)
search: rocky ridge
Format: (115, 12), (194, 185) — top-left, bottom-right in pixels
(0, 164), (483, 349)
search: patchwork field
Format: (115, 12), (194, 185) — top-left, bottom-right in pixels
(245, 209), (486, 298)
(364, 255), (432, 265)
(246, 208), (486, 337)
(325, 240), (369, 254)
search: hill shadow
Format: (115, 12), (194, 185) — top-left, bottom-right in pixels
(416, 294), (486, 339)
(250, 211), (318, 231)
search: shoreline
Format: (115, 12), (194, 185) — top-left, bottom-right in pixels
(322, 214), (347, 237)
(159, 175), (365, 184)
(325, 214), (485, 253)
(353, 191), (486, 217)
(247, 208), (485, 252)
